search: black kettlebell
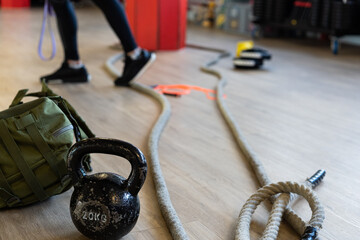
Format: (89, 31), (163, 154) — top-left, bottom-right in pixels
(67, 138), (147, 240)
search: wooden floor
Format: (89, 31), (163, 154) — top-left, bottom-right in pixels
(1, 6), (360, 240)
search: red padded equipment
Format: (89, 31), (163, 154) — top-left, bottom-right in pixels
(125, 0), (187, 50)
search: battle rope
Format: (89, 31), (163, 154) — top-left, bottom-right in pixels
(38, 0), (56, 61)
(106, 53), (188, 239)
(194, 45), (326, 239)
(131, 82), (189, 240)
(105, 47), (325, 239)
(236, 181), (324, 240)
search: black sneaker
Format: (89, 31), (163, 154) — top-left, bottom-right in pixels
(114, 49), (156, 86)
(40, 62), (91, 84)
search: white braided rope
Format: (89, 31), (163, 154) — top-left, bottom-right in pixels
(105, 54), (189, 239)
(105, 53), (123, 78)
(130, 82), (189, 240)
(235, 182), (325, 240)
(199, 51), (325, 239)
(105, 50), (325, 240)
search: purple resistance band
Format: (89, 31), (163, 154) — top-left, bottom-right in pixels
(38, 0), (56, 61)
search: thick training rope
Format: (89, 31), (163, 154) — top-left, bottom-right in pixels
(106, 54), (188, 239)
(236, 181), (324, 240)
(195, 46), (325, 239)
(105, 48), (325, 239)
(130, 83), (189, 240)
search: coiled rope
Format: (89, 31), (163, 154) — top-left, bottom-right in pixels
(192, 45), (325, 240)
(105, 47), (325, 240)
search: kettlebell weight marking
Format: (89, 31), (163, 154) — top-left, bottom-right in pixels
(82, 210), (108, 223)
(74, 200), (111, 231)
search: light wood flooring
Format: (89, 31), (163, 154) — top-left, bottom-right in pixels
(1, 6), (360, 240)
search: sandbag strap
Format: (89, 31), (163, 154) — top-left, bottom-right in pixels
(54, 99), (93, 172)
(54, 99), (82, 142)
(56, 97), (95, 139)
(0, 188), (21, 207)
(9, 89), (29, 108)
(0, 120), (48, 201)
(0, 168), (21, 207)
(14, 114), (68, 184)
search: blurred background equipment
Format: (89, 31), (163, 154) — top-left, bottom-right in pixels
(252, 0), (360, 54)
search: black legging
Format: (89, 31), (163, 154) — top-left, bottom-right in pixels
(50, 0), (138, 61)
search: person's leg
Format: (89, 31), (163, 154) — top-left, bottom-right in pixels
(92, 0), (156, 86)
(40, 0), (90, 83)
(52, 0), (79, 61)
(91, 0), (137, 53)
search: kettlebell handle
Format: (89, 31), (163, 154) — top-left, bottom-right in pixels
(67, 138), (147, 196)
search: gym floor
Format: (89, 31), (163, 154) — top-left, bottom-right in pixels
(1, 6), (360, 240)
